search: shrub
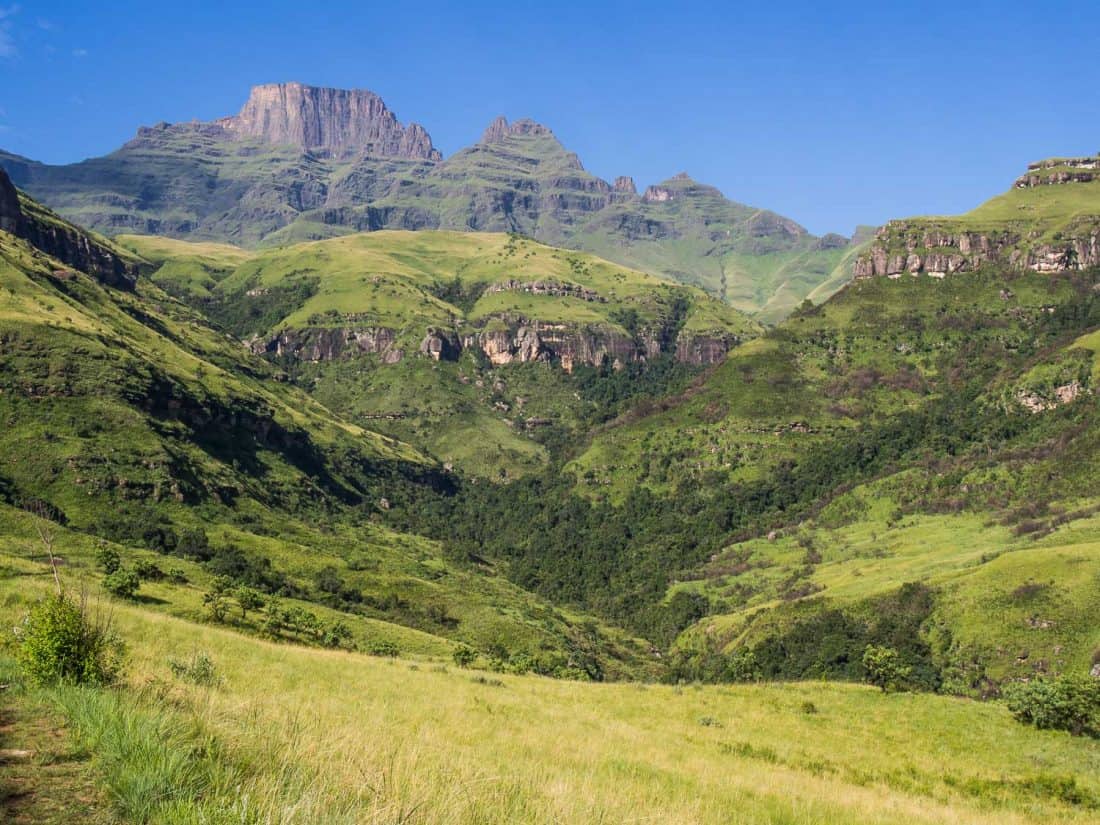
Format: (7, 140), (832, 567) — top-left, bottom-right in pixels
(103, 568), (141, 600)
(133, 559), (165, 581)
(366, 640), (400, 658)
(168, 650), (222, 687)
(452, 644), (477, 668)
(862, 645), (912, 693)
(167, 568), (188, 584)
(15, 593), (124, 685)
(319, 620), (352, 649)
(1004, 675), (1100, 738)
(95, 545), (121, 574)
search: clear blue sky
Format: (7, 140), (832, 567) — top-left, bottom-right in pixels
(2, 1), (1099, 235)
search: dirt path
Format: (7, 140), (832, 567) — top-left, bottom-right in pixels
(0, 689), (109, 824)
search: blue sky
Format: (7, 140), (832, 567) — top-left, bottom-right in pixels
(1, 1), (1099, 235)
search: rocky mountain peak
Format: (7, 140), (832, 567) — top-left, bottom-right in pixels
(613, 176), (637, 195)
(479, 116), (554, 144)
(217, 82), (441, 161)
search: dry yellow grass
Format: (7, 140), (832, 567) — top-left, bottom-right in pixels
(5, 562), (1095, 825)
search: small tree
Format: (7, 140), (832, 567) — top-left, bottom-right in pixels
(453, 644), (477, 668)
(103, 568), (140, 600)
(203, 577), (234, 622)
(95, 544), (122, 574)
(235, 586), (265, 620)
(862, 644), (911, 693)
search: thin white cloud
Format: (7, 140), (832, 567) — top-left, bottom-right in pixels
(72, 47), (87, 57)
(35, 16), (53, 30)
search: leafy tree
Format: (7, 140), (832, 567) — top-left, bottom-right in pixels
(103, 568), (141, 600)
(235, 586), (265, 620)
(202, 576), (234, 622)
(862, 645), (911, 692)
(95, 544), (122, 574)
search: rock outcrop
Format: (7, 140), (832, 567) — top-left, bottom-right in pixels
(217, 82), (441, 160)
(856, 157), (1100, 280)
(483, 279), (606, 303)
(479, 116), (555, 144)
(253, 316), (738, 372)
(0, 167), (22, 234)
(854, 222), (1100, 279)
(613, 176), (638, 195)
(1015, 156), (1099, 188)
(251, 326), (402, 363)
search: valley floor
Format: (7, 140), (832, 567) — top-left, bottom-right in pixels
(2, 564), (1098, 825)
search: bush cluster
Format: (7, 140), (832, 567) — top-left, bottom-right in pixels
(1004, 676), (1100, 738)
(15, 594), (124, 686)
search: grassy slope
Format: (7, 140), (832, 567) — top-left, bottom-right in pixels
(122, 230), (760, 478)
(0, 225), (650, 671)
(3, 569), (1099, 824)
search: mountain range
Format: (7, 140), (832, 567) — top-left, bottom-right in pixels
(0, 82), (862, 322)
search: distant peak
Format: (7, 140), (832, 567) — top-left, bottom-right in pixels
(216, 82), (440, 161)
(643, 173), (706, 203)
(613, 176), (637, 195)
(480, 116), (554, 144)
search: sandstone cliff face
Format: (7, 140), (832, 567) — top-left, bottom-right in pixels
(254, 316), (737, 372)
(251, 326), (402, 363)
(613, 176), (637, 195)
(479, 116), (555, 144)
(1015, 157), (1099, 188)
(219, 82), (441, 160)
(0, 169), (137, 289)
(854, 222), (1100, 279)
(856, 156), (1100, 280)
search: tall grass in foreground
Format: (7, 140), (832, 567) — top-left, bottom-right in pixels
(4, 573), (1099, 825)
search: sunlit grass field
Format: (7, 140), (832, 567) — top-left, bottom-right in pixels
(3, 556), (1099, 825)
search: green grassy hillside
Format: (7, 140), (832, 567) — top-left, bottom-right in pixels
(3, 567), (1099, 824)
(119, 230), (760, 479)
(402, 264), (1099, 679)
(0, 206), (653, 675)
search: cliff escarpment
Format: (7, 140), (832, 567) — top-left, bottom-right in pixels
(855, 155), (1100, 280)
